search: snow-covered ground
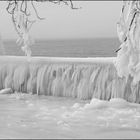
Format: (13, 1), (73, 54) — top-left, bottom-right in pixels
(1, 93), (140, 139)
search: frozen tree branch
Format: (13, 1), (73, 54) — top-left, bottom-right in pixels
(115, 0), (140, 84)
(6, 0), (76, 57)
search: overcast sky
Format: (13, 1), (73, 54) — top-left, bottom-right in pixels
(0, 1), (122, 40)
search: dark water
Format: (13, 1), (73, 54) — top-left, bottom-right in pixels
(2, 38), (120, 57)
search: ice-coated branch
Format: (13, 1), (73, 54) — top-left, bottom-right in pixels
(31, 1), (45, 20)
(6, 0), (76, 57)
(115, 0), (140, 84)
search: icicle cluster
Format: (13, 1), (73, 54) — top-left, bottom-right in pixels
(0, 56), (140, 103)
(115, 1), (140, 84)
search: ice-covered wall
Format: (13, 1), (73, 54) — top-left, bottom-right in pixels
(0, 56), (140, 103)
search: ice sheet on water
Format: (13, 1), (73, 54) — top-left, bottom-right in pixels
(1, 94), (140, 138)
(59, 98), (140, 132)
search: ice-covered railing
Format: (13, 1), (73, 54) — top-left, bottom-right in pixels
(0, 56), (140, 103)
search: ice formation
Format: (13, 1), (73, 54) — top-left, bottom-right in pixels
(13, 10), (34, 57)
(2, 1), (140, 104)
(115, 1), (140, 84)
(0, 88), (13, 94)
(0, 56), (139, 103)
(6, 1), (37, 57)
(6, 1), (76, 57)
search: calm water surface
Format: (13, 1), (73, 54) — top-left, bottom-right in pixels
(2, 38), (120, 57)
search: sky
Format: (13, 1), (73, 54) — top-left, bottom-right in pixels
(0, 1), (122, 40)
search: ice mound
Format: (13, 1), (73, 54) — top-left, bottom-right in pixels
(75, 98), (132, 111)
(84, 98), (108, 109)
(109, 98), (129, 108)
(0, 88), (13, 94)
(63, 98), (140, 130)
(68, 98), (127, 118)
(72, 103), (81, 109)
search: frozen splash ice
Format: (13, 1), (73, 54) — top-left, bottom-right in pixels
(0, 56), (139, 103)
(116, 1), (140, 85)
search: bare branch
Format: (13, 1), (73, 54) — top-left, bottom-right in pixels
(31, 1), (45, 20)
(5, 0), (75, 56)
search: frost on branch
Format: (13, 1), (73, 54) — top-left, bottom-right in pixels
(6, 0), (76, 57)
(14, 11), (34, 57)
(115, 1), (140, 84)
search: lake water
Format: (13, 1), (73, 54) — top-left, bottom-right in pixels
(2, 38), (120, 57)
